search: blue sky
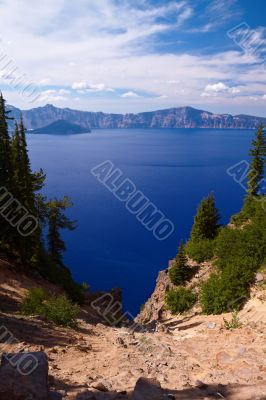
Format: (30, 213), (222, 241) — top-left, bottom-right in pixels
(0, 0), (266, 115)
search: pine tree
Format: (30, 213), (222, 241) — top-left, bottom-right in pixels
(0, 93), (14, 255)
(0, 94), (79, 299)
(10, 117), (45, 265)
(11, 122), (23, 197)
(19, 117), (35, 209)
(190, 193), (220, 241)
(0, 93), (13, 190)
(47, 197), (76, 266)
(247, 124), (266, 196)
(169, 241), (190, 285)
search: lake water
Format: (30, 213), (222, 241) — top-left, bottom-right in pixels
(27, 128), (254, 315)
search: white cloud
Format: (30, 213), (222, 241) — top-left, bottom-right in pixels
(154, 79), (180, 84)
(202, 82), (240, 97)
(207, 0), (240, 21)
(121, 91), (140, 98)
(205, 82), (229, 93)
(72, 81), (114, 92)
(38, 78), (51, 85)
(263, 94), (266, 99)
(187, 0), (241, 33)
(0, 0), (264, 115)
(176, 7), (193, 27)
(228, 25), (266, 61)
(229, 87), (241, 94)
(37, 88), (69, 102)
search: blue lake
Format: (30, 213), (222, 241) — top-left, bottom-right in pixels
(27, 128), (254, 315)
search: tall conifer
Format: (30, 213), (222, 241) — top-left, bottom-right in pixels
(247, 124), (266, 196)
(0, 93), (14, 254)
(190, 193), (220, 241)
(169, 241), (190, 285)
(47, 197), (76, 266)
(0, 93), (12, 190)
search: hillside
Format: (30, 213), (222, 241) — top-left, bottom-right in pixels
(7, 104), (266, 130)
(30, 120), (91, 135)
(137, 259), (266, 328)
(1, 259), (266, 399)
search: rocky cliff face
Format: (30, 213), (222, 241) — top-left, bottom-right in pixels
(7, 104), (266, 130)
(136, 259), (214, 326)
(136, 270), (171, 325)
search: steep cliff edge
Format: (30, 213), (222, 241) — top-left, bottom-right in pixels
(137, 259), (266, 327)
(136, 259), (214, 326)
(7, 104), (266, 130)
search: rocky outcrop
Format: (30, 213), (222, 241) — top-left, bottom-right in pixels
(0, 352), (49, 400)
(136, 270), (170, 325)
(136, 259), (213, 325)
(7, 104), (266, 130)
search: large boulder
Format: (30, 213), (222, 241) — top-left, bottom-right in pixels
(0, 351), (49, 400)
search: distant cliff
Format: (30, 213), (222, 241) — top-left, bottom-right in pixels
(7, 104), (266, 130)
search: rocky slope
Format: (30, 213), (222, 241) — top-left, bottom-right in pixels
(0, 260), (266, 399)
(136, 259), (214, 326)
(137, 259), (266, 327)
(7, 104), (266, 130)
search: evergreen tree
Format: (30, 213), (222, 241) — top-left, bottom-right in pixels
(11, 117), (45, 207)
(10, 118), (44, 265)
(247, 124), (266, 196)
(0, 93), (14, 255)
(0, 93), (13, 190)
(11, 122), (23, 198)
(0, 94), (81, 301)
(19, 117), (35, 209)
(169, 241), (190, 285)
(47, 197), (76, 266)
(190, 193), (220, 241)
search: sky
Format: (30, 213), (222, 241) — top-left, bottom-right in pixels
(0, 0), (266, 116)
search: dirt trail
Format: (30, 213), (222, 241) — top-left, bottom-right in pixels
(0, 262), (266, 399)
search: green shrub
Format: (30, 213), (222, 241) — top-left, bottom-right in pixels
(201, 195), (266, 316)
(201, 258), (255, 314)
(22, 289), (80, 327)
(22, 288), (46, 315)
(165, 287), (197, 314)
(231, 195), (266, 227)
(215, 225), (265, 271)
(223, 311), (242, 330)
(230, 213), (247, 227)
(186, 238), (215, 263)
(45, 295), (80, 327)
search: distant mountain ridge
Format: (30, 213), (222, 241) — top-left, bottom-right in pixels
(7, 104), (266, 130)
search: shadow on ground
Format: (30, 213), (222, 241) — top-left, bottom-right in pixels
(51, 377), (266, 399)
(0, 313), (75, 348)
(0, 287), (21, 312)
